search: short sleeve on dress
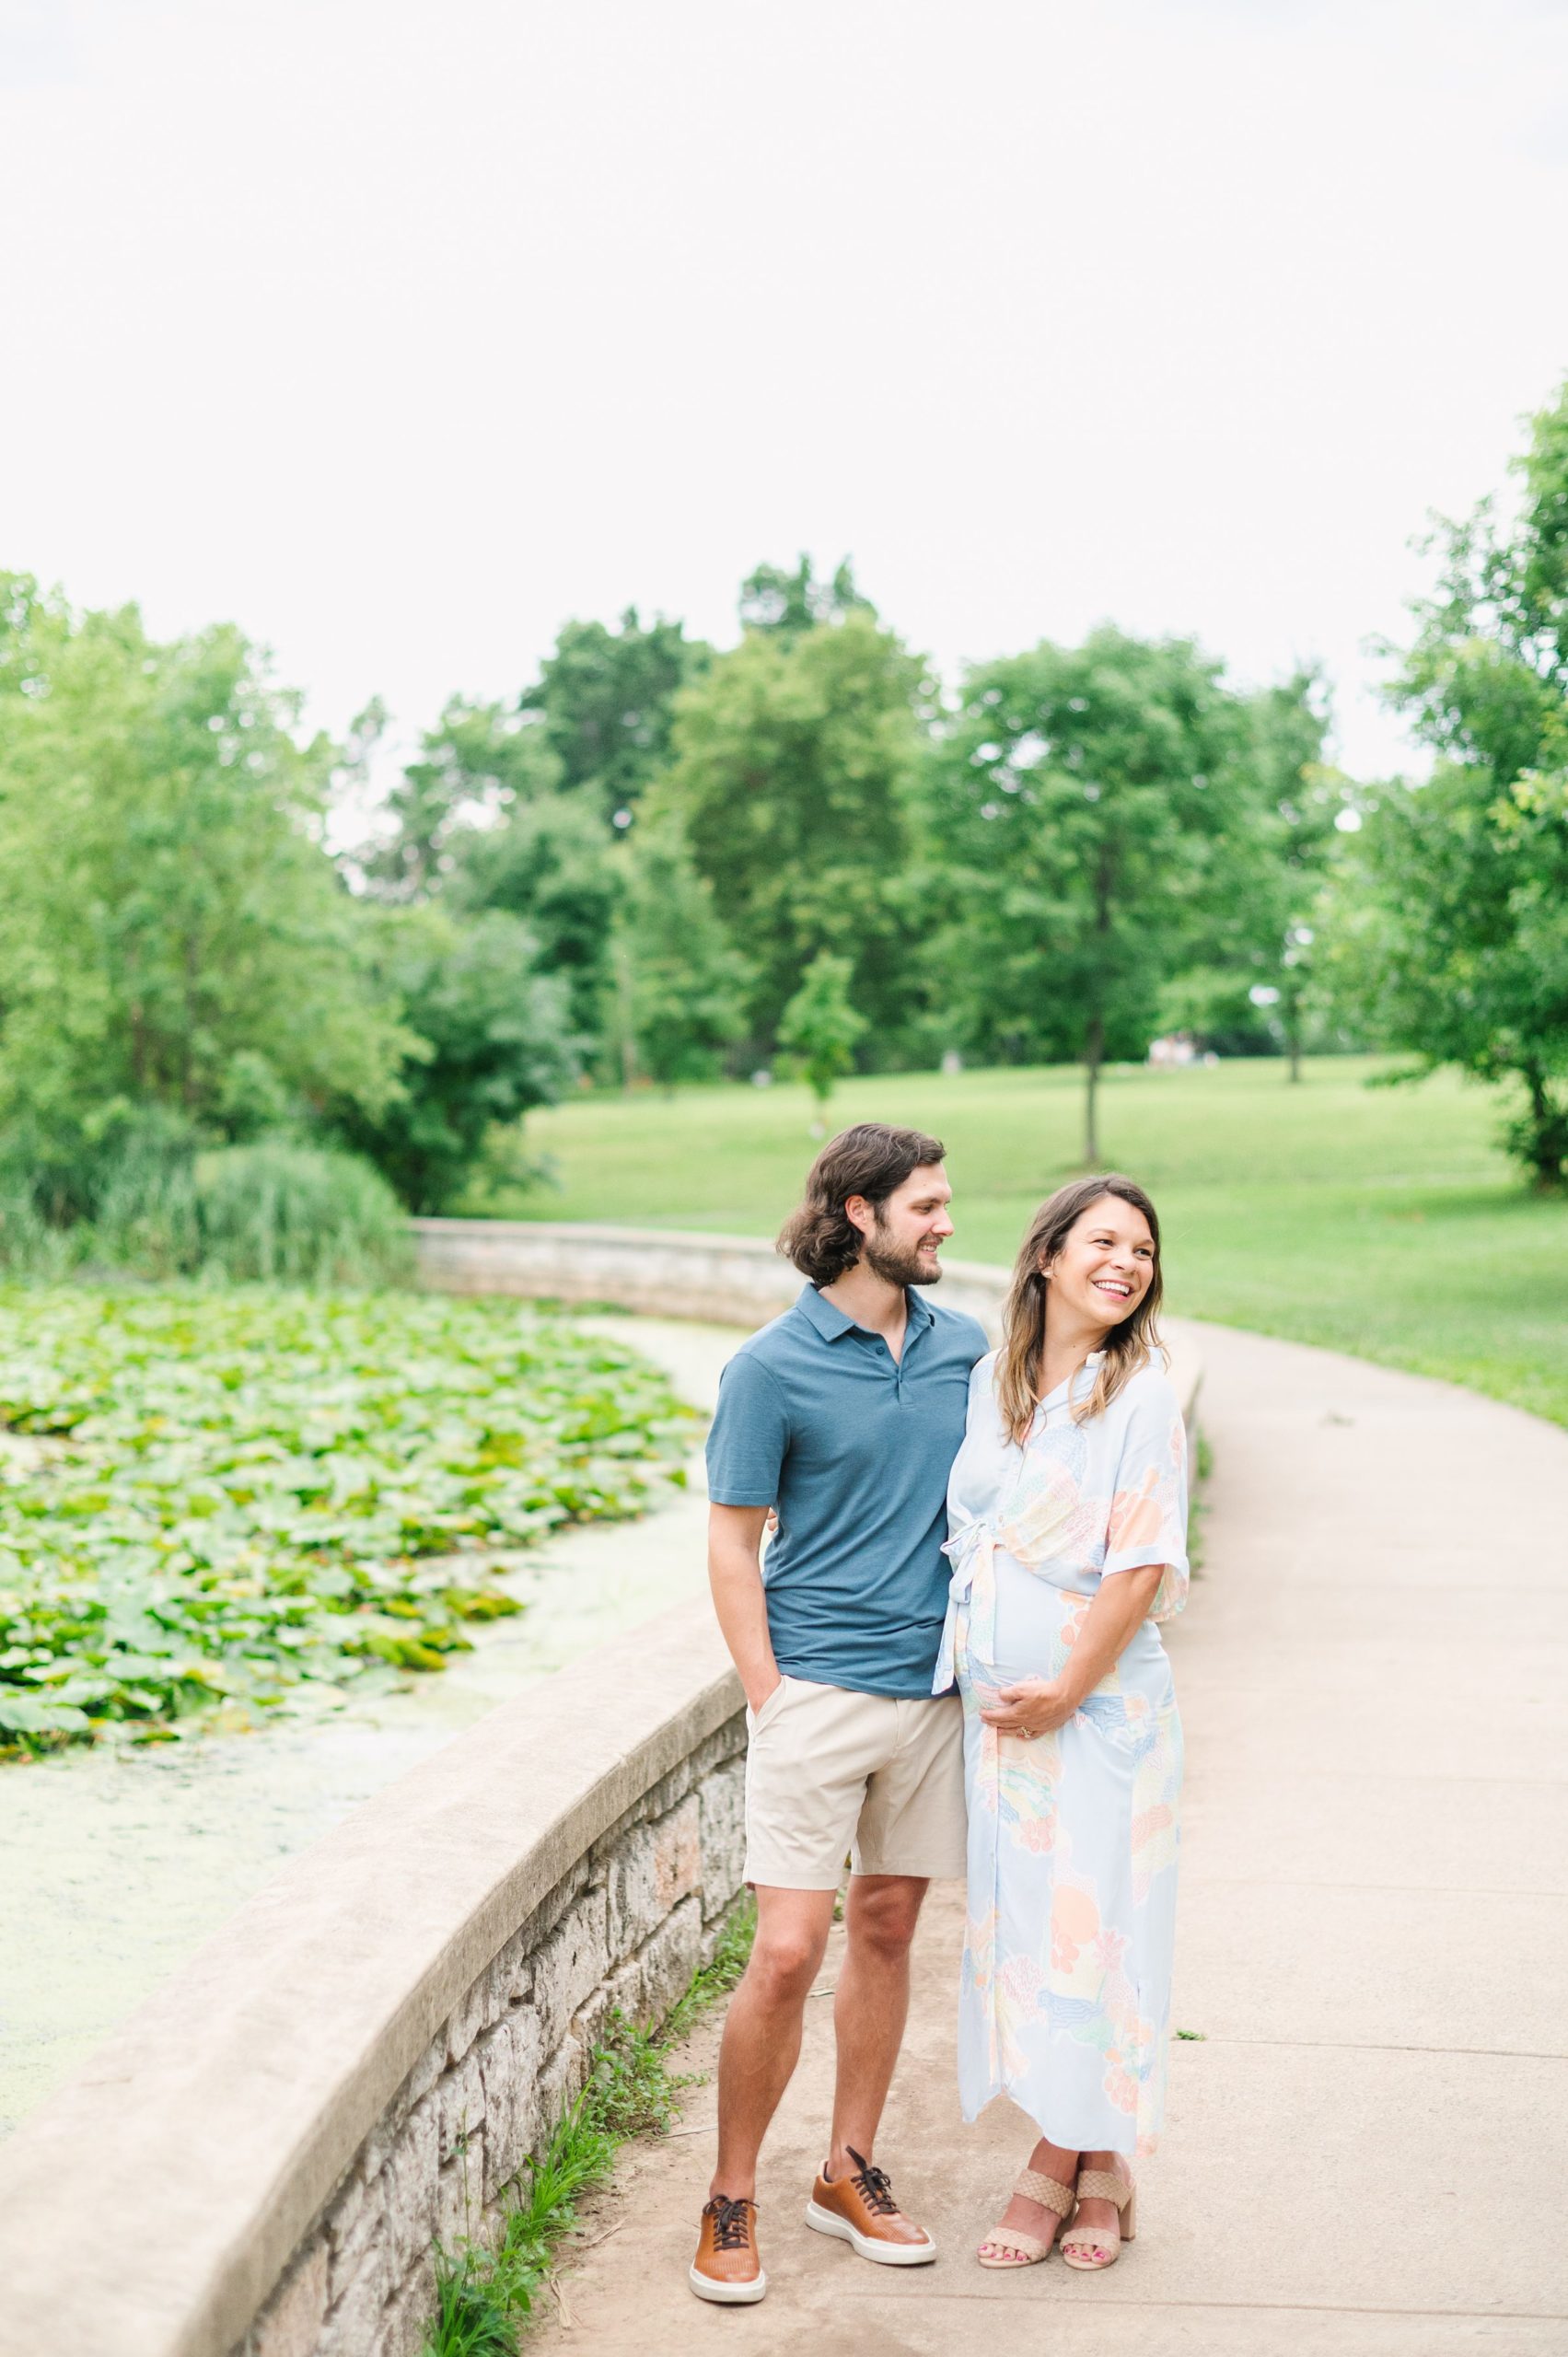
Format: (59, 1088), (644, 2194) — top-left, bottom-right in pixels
(1102, 1371), (1190, 1621)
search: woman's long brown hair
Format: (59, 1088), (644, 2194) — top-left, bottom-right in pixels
(994, 1174), (1167, 1441)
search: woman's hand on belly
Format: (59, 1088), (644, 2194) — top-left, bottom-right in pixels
(980, 1675), (1079, 1740)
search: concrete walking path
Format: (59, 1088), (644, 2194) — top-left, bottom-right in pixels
(529, 1321), (1568, 2354)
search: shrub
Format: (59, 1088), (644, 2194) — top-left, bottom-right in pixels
(0, 1135), (413, 1287)
(190, 1143), (413, 1286)
(0, 1186), (76, 1280)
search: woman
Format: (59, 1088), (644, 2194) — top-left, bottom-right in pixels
(935, 1173), (1189, 2271)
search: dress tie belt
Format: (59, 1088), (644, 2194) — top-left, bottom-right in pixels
(934, 1515), (998, 1694)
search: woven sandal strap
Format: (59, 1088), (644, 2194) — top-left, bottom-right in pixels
(1074, 2169), (1132, 2208)
(983, 2226), (1050, 2261)
(1060, 2225), (1120, 2258)
(1015, 2166), (1075, 2217)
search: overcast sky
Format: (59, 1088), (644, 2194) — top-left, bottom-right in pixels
(5, 0), (1567, 787)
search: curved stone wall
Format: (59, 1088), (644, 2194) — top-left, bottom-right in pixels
(0, 1607), (747, 2357)
(412, 1221), (1202, 1416)
(412, 1215), (1016, 1335)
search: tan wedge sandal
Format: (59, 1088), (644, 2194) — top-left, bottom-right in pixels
(976, 2165), (1077, 2269)
(1060, 2162), (1136, 2270)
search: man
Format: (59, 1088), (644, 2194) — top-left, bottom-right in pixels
(690, 1121), (990, 2305)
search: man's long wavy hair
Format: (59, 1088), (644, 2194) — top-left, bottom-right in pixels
(778, 1122), (947, 1286)
(995, 1173), (1167, 1440)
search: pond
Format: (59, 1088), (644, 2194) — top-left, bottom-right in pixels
(0, 1310), (737, 2139)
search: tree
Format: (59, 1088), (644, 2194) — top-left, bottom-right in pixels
(610, 817), (751, 1088)
(448, 790), (622, 1053)
(650, 606), (929, 1051)
(738, 553), (875, 639)
(0, 577), (411, 1205)
(333, 904), (576, 1211)
(1239, 679), (1343, 1080)
(923, 628), (1250, 1163)
(520, 609), (703, 820)
(1331, 381), (1568, 1188)
(778, 951), (866, 1109)
(1327, 765), (1568, 1187)
(1167, 673), (1348, 1076)
(361, 695), (561, 901)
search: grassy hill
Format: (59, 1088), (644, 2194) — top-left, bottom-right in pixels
(516, 1058), (1568, 1427)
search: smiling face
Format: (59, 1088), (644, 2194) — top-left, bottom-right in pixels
(1041, 1191), (1156, 1334)
(849, 1162), (955, 1288)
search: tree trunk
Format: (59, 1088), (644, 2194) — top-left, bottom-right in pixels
(1084, 1010), (1104, 1167)
(1284, 975), (1303, 1083)
(1523, 1062), (1567, 1191)
(1083, 845), (1114, 1166)
(613, 939), (637, 1092)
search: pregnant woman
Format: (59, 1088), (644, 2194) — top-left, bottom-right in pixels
(935, 1173), (1189, 2273)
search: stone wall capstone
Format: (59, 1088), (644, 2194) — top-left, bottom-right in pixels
(411, 1217), (1014, 1337)
(0, 1604), (747, 2357)
(238, 1731), (747, 2357)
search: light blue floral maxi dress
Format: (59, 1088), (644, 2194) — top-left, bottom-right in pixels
(935, 1349), (1189, 2157)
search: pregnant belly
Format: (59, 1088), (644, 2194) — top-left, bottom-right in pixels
(986, 1557), (1174, 1715)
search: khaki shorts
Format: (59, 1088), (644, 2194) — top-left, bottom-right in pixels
(743, 1675), (968, 1890)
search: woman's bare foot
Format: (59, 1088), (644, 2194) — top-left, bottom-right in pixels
(1068, 2149), (1128, 2265)
(976, 2135), (1079, 2266)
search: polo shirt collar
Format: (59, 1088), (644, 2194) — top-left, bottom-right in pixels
(798, 1283), (936, 1341)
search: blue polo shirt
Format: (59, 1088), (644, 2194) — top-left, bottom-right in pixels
(705, 1283), (991, 1697)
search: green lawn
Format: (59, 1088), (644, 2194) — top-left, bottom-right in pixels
(515, 1058), (1568, 1428)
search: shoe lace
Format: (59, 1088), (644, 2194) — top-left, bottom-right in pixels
(705, 2195), (754, 2251)
(846, 2148), (899, 2217)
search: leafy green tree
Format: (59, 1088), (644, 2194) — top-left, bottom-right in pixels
(1327, 764), (1568, 1187)
(778, 951), (866, 1108)
(361, 695), (561, 900)
(520, 609), (703, 819)
(1167, 674), (1348, 1074)
(610, 817), (751, 1087)
(650, 606), (928, 1050)
(0, 576), (411, 1204)
(1329, 382), (1568, 1188)
(923, 628), (1250, 1162)
(448, 789), (622, 1054)
(334, 904), (575, 1211)
(1240, 679), (1344, 1079)
(738, 553), (875, 639)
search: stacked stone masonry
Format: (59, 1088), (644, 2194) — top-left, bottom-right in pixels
(235, 1724), (748, 2357)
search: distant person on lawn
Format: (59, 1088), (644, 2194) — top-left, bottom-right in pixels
(689, 1123), (989, 2306)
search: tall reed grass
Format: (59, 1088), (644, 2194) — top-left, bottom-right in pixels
(0, 1139), (412, 1287)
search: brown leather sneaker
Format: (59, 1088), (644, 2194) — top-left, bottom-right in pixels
(804, 2148), (937, 2266)
(689, 2194), (766, 2304)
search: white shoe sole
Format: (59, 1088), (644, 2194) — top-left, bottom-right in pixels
(803, 2200), (938, 2265)
(688, 2263), (768, 2304)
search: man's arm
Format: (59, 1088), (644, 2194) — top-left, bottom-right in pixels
(707, 1502), (780, 1715)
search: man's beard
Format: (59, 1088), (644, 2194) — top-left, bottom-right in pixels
(863, 1215), (942, 1289)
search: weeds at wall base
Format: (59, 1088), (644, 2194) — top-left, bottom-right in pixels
(424, 1898), (757, 2356)
(1188, 1428), (1214, 1576)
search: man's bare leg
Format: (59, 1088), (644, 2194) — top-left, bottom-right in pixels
(826, 1874), (928, 2177)
(711, 1886), (835, 2200)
